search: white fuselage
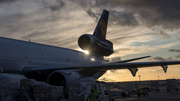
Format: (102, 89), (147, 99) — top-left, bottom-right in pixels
(0, 37), (106, 79)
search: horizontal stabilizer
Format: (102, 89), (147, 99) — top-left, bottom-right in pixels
(113, 56), (151, 63)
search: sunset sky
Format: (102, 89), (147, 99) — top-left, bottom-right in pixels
(0, 0), (180, 82)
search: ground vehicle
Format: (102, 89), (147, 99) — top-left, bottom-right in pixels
(141, 87), (151, 92)
(150, 81), (160, 92)
(137, 89), (149, 97)
(103, 85), (125, 97)
(166, 79), (179, 91)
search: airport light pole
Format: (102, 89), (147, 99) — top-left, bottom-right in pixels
(138, 75), (141, 82)
(158, 76), (159, 80)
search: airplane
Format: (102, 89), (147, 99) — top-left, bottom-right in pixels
(0, 10), (180, 97)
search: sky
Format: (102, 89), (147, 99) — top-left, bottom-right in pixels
(0, 0), (180, 82)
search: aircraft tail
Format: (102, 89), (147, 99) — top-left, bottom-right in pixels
(93, 10), (109, 40)
(78, 10), (113, 56)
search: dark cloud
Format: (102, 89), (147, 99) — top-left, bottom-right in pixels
(71, 0), (180, 28)
(0, 0), (18, 3)
(72, 0), (138, 26)
(86, 9), (99, 21)
(2, 0), (180, 34)
(109, 10), (138, 26)
(70, 0), (180, 39)
(110, 57), (121, 62)
(169, 49), (180, 52)
(82, 8), (138, 26)
(110, 0), (180, 28)
(2, 0), (179, 37)
(42, 0), (65, 12)
(148, 56), (174, 61)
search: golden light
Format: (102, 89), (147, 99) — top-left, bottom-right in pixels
(84, 51), (89, 54)
(107, 70), (110, 74)
(79, 49), (89, 54)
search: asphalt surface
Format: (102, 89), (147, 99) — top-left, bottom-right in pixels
(114, 85), (180, 101)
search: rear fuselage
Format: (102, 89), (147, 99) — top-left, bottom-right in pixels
(0, 37), (105, 81)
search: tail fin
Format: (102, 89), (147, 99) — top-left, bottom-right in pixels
(78, 10), (113, 56)
(93, 10), (109, 40)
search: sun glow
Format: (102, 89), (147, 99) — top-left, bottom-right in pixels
(79, 49), (89, 54)
(107, 70), (110, 74)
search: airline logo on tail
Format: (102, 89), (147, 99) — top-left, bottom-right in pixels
(93, 10), (109, 40)
(100, 19), (106, 37)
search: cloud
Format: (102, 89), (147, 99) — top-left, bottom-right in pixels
(41, 0), (65, 12)
(111, 0), (180, 28)
(109, 10), (138, 26)
(148, 56), (174, 61)
(0, 0), (18, 4)
(70, 0), (180, 29)
(113, 45), (156, 57)
(148, 68), (162, 72)
(156, 27), (171, 39)
(69, 0), (180, 40)
(147, 49), (180, 61)
(175, 54), (180, 59)
(85, 9), (99, 21)
(0, 0), (92, 48)
(169, 49), (180, 52)
(72, 0), (139, 26)
(111, 41), (180, 57)
(105, 56), (121, 61)
(168, 49), (180, 59)
(155, 42), (180, 49)
(0, 0), (180, 58)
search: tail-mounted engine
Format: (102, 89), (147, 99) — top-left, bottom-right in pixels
(78, 34), (114, 56)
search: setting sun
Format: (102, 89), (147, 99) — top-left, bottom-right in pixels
(79, 49), (89, 54)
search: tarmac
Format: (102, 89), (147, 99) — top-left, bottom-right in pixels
(114, 85), (180, 101)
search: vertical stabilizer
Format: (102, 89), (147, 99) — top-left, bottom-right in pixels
(93, 10), (109, 40)
(78, 10), (113, 56)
